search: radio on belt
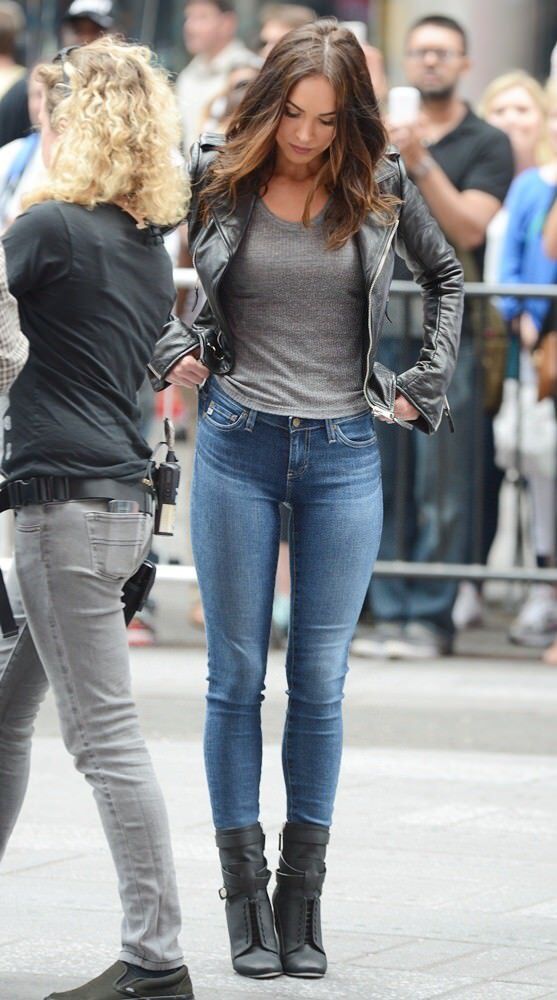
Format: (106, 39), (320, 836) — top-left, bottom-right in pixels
(154, 417), (181, 536)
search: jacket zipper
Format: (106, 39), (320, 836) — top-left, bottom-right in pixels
(363, 220), (399, 416)
(443, 395), (455, 432)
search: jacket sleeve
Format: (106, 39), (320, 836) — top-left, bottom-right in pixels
(393, 161), (464, 433)
(147, 137), (219, 391)
(147, 313), (203, 391)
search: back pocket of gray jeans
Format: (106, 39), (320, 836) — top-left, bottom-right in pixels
(85, 512), (151, 581)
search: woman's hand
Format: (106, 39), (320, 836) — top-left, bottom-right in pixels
(374, 393), (419, 424)
(167, 350), (210, 387)
(394, 393), (419, 422)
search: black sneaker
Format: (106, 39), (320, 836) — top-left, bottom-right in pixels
(45, 961), (194, 1000)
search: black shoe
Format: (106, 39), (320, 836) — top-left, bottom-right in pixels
(216, 822), (283, 978)
(272, 822), (329, 978)
(44, 961), (194, 999)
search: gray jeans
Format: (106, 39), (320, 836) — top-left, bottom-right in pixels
(0, 500), (183, 971)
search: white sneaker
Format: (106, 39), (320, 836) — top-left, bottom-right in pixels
(452, 581), (484, 630)
(351, 622), (405, 659)
(509, 585), (557, 647)
(388, 621), (452, 660)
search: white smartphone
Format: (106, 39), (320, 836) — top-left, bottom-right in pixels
(388, 86), (421, 124)
(339, 21), (368, 46)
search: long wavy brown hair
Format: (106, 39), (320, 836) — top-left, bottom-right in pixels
(200, 18), (397, 249)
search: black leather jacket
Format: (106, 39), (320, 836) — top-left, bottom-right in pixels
(149, 133), (464, 434)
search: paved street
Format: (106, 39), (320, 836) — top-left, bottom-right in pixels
(3, 638), (557, 1000)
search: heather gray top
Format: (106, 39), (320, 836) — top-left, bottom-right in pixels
(217, 197), (367, 418)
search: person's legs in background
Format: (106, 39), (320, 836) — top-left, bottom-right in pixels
(359, 336), (476, 659)
(352, 332), (417, 658)
(509, 471), (557, 647)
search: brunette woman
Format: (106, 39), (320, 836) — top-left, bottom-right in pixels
(152, 18), (463, 981)
(0, 39), (193, 1000)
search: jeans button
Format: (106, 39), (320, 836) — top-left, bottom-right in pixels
(292, 418), (301, 427)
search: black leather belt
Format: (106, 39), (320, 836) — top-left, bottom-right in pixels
(0, 476), (155, 514)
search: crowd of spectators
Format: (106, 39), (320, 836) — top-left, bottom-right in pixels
(0, 0), (556, 660)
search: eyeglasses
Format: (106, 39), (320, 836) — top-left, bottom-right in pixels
(405, 47), (465, 63)
(53, 44), (82, 87)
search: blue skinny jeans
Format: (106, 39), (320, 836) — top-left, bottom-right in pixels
(191, 378), (383, 830)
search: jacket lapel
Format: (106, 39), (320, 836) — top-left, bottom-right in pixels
(211, 190), (256, 257)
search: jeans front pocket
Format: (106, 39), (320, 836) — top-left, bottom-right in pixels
(85, 512), (152, 581)
(334, 411), (377, 448)
(202, 390), (248, 431)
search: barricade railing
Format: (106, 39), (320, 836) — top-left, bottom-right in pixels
(169, 271), (556, 586)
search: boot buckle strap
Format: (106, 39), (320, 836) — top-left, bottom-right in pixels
(276, 868), (325, 893)
(221, 868), (271, 898)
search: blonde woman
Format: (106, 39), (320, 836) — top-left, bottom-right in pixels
(497, 79), (557, 651)
(0, 40), (193, 1000)
(479, 71), (547, 284)
(451, 71), (549, 632)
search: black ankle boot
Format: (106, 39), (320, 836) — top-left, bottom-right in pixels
(272, 821), (330, 978)
(216, 822), (282, 978)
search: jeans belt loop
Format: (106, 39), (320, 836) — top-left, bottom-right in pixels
(325, 418), (336, 444)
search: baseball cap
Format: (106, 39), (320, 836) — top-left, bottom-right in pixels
(62, 0), (114, 29)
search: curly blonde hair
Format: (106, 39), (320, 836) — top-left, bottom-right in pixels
(26, 36), (189, 226)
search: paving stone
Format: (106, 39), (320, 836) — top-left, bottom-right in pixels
(503, 955), (557, 984)
(427, 946), (557, 980)
(353, 938), (483, 970)
(438, 983), (550, 999)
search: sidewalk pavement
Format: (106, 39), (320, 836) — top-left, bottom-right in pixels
(3, 646), (557, 1000)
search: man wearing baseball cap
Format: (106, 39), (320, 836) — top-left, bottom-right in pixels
(61, 0), (114, 46)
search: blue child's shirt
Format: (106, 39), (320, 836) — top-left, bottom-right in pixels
(498, 167), (557, 331)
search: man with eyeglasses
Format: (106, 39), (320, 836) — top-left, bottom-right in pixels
(176, 0), (259, 154)
(354, 15), (514, 661)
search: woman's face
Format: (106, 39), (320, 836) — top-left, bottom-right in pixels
(485, 85), (544, 159)
(38, 87), (59, 168)
(275, 74), (337, 169)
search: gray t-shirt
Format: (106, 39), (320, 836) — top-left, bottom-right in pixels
(217, 197), (367, 418)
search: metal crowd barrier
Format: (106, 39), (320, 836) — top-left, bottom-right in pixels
(169, 271), (557, 586)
